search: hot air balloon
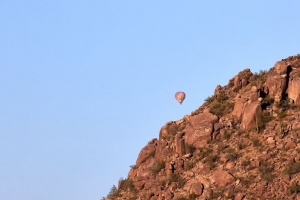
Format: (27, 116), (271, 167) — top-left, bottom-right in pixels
(175, 91), (186, 105)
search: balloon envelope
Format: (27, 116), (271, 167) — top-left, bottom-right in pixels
(175, 92), (186, 104)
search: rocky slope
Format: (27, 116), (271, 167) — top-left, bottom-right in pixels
(105, 55), (300, 200)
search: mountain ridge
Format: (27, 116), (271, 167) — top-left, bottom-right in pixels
(104, 54), (300, 200)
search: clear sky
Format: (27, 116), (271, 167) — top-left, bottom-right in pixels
(1, 1), (300, 199)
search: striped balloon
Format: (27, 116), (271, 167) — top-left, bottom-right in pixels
(175, 91), (186, 105)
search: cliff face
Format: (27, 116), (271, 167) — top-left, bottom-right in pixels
(105, 55), (300, 200)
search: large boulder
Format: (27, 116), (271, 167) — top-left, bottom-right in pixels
(185, 113), (218, 148)
(136, 139), (157, 167)
(287, 68), (300, 104)
(212, 169), (235, 187)
(175, 131), (185, 156)
(232, 95), (248, 120)
(241, 101), (262, 130)
(155, 140), (174, 162)
(274, 61), (288, 75)
(265, 68), (287, 102)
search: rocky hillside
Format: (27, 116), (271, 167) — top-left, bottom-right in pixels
(104, 55), (300, 200)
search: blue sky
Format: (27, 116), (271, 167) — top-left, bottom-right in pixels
(1, 1), (300, 199)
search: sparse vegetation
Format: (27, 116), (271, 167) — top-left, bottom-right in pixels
(205, 93), (234, 116)
(217, 143), (229, 153)
(252, 138), (261, 147)
(167, 123), (179, 136)
(185, 144), (196, 153)
(119, 178), (136, 193)
(184, 160), (196, 170)
(223, 130), (232, 139)
(241, 159), (251, 167)
(255, 112), (273, 132)
(150, 149), (156, 157)
(294, 54), (300, 59)
(199, 148), (213, 159)
(258, 161), (274, 182)
(225, 151), (239, 161)
(238, 142), (247, 150)
(106, 185), (120, 198)
(168, 173), (185, 187)
(289, 181), (300, 194)
(204, 154), (219, 169)
(238, 175), (255, 187)
(149, 161), (165, 174)
(284, 162), (300, 175)
(130, 165), (136, 169)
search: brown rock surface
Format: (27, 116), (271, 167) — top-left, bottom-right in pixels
(185, 112), (218, 148)
(213, 169), (235, 187)
(241, 101), (262, 130)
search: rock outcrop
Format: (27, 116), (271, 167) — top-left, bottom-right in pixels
(104, 54), (300, 200)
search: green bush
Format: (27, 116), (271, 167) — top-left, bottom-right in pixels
(106, 185), (120, 198)
(241, 159), (250, 167)
(119, 178), (136, 193)
(185, 144), (196, 154)
(168, 173), (185, 187)
(258, 161), (274, 182)
(184, 160), (196, 170)
(207, 94), (234, 117)
(289, 181), (300, 194)
(238, 142), (247, 150)
(252, 138), (261, 147)
(255, 112), (273, 132)
(204, 154), (219, 169)
(284, 162), (300, 175)
(199, 148), (213, 159)
(149, 161), (165, 174)
(223, 130), (232, 139)
(225, 152), (239, 161)
(228, 79), (234, 88)
(277, 110), (287, 119)
(167, 123), (179, 136)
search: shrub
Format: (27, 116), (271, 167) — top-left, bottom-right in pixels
(107, 185), (120, 198)
(199, 148), (213, 159)
(217, 143), (229, 152)
(184, 160), (196, 170)
(284, 162), (300, 175)
(223, 130), (232, 139)
(252, 138), (261, 147)
(225, 152), (239, 161)
(149, 161), (165, 174)
(204, 154), (219, 169)
(150, 149), (156, 157)
(177, 197), (188, 200)
(185, 144), (196, 154)
(277, 110), (287, 119)
(188, 193), (197, 200)
(255, 112), (273, 132)
(168, 173), (185, 187)
(130, 165), (136, 169)
(294, 54), (300, 59)
(238, 142), (247, 150)
(263, 95), (274, 104)
(238, 175), (255, 186)
(208, 94), (234, 117)
(228, 79), (234, 88)
(241, 159), (251, 167)
(119, 178), (136, 193)
(205, 95), (215, 104)
(289, 181), (300, 194)
(258, 161), (274, 182)
(167, 123), (179, 136)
